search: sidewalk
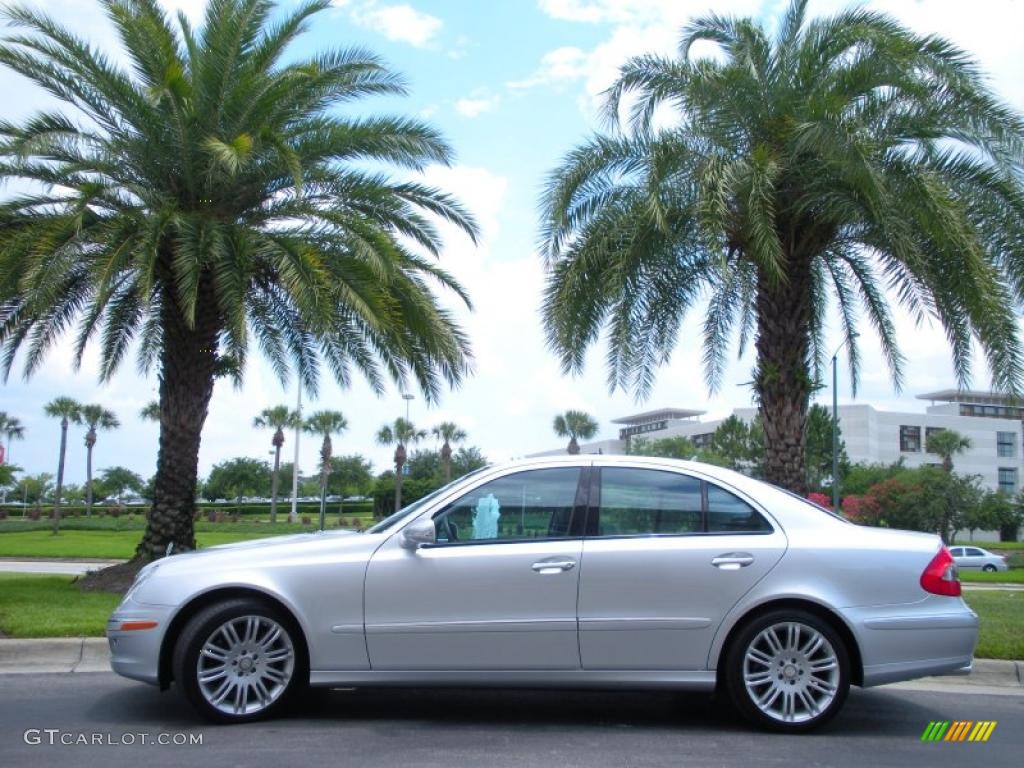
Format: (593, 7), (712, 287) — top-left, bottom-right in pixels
(0, 638), (1020, 695)
(0, 558), (126, 576)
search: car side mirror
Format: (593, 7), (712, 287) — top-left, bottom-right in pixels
(400, 517), (436, 550)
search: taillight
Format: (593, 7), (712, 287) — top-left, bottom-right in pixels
(920, 547), (961, 596)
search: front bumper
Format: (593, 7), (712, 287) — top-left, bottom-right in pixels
(106, 600), (176, 686)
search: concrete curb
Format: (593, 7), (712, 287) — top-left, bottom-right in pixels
(0, 639), (1020, 693)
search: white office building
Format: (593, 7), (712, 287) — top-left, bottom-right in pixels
(531, 390), (1024, 495)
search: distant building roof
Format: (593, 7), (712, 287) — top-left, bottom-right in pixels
(917, 389), (1024, 406)
(610, 408), (706, 425)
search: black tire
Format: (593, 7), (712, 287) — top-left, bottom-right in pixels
(172, 597), (308, 723)
(723, 609), (850, 733)
(982, 564), (997, 573)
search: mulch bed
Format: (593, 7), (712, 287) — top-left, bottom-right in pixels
(75, 559), (147, 594)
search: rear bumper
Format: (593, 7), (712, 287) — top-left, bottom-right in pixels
(853, 603), (979, 688)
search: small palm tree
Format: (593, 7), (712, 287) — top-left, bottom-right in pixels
(303, 410), (348, 529)
(553, 410), (598, 455)
(432, 422), (467, 482)
(80, 404), (120, 516)
(926, 429), (973, 473)
(0, 412), (26, 462)
(254, 405), (301, 524)
(43, 397), (81, 533)
(377, 418), (426, 511)
(139, 402), (160, 423)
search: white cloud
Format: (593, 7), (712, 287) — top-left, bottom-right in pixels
(336, 1), (443, 48)
(507, 46), (589, 90)
(455, 94), (500, 118)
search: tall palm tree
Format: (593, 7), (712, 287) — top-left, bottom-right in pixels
(553, 410), (598, 455)
(80, 404), (120, 516)
(926, 429), (973, 473)
(303, 410), (347, 530)
(138, 402), (160, 423)
(376, 418), (426, 511)
(432, 421), (467, 482)
(540, 0), (1024, 494)
(0, 0), (476, 560)
(43, 397), (81, 533)
(254, 404), (300, 523)
(0, 411), (25, 463)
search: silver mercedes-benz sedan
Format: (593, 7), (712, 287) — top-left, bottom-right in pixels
(107, 456), (977, 732)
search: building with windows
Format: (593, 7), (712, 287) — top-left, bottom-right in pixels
(530, 390), (1024, 495)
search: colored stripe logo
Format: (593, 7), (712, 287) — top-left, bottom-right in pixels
(921, 721), (996, 742)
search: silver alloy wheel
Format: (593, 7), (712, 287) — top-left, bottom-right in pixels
(742, 621), (840, 724)
(196, 615), (296, 716)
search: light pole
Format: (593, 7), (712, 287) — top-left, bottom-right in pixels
(401, 393), (414, 422)
(831, 334), (858, 511)
(289, 382), (302, 524)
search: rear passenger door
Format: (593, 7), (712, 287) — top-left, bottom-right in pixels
(576, 465), (787, 671)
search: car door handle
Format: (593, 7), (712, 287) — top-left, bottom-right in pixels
(711, 553), (754, 570)
(531, 560), (577, 573)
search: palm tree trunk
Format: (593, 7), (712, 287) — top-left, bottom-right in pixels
(319, 436), (331, 531)
(442, 441), (452, 483)
(85, 436), (94, 517)
(755, 260), (812, 495)
(136, 273), (219, 560)
(270, 443), (281, 525)
(52, 418), (68, 535)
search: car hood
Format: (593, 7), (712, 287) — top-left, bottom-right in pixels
(202, 529), (358, 552)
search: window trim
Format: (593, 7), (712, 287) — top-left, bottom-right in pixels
(584, 466), (774, 539)
(423, 465), (590, 548)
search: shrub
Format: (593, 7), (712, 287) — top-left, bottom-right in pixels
(301, 516), (311, 525)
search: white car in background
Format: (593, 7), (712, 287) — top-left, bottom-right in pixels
(950, 546), (1009, 572)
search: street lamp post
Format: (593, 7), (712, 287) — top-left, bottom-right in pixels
(831, 334), (858, 511)
(401, 393), (414, 422)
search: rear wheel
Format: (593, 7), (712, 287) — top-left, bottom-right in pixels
(724, 609), (850, 732)
(172, 598), (307, 723)
(982, 564), (997, 573)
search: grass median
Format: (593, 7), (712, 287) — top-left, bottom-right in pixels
(0, 574), (1020, 661)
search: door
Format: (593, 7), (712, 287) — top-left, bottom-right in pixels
(577, 466), (787, 670)
(364, 466), (586, 670)
(960, 547), (987, 570)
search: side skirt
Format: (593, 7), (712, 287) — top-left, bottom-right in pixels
(309, 669), (717, 690)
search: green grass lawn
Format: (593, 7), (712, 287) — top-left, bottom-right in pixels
(0, 529), (288, 558)
(0, 574), (121, 637)
(960, 569), (1024, 583)
(0, 575), (1020, 662)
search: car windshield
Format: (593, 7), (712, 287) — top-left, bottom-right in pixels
(362, 466), (493, 534)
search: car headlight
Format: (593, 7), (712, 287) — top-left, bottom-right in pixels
(122, 562), (161, 604)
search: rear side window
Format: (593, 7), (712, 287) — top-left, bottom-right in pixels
(707, 485), (772, 532)
(598, 468), (702, 535)
(591, 467), (772, 536)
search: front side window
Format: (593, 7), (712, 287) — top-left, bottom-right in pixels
(431, 467), (581, 544)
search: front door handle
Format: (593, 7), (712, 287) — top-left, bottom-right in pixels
(531, 559), (577, 573)
(711, 553), (754, 570)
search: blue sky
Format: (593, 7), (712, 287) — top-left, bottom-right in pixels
(2, 0), (1024, 485)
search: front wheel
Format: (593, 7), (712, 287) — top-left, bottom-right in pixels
(724, 609), (850, 732)
(172, 598), (307, 723)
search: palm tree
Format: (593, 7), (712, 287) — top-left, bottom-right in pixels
(0, 412), (25, 463)
(303, 410), (348, 530)
(254, 405), (300, 523)
(926, 429), (973, 473)
(0, 1), (476, 560)
(80, 404), (120, 516)
(139, 402), (160, 423)
(553, 410), (598, 455)
(43, 397), (81, 533)
(432, 421), (467, 482)
(540, 0), (1024, 494)
(376, 418), (426, 511)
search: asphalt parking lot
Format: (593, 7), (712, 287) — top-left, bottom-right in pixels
(1, 672), (1021, 768)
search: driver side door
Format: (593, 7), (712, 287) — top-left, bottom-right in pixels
(363, 465), (587, 670)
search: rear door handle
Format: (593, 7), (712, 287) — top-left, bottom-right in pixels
(711, 553), (754, 570)
(531, 559), (577, 573)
